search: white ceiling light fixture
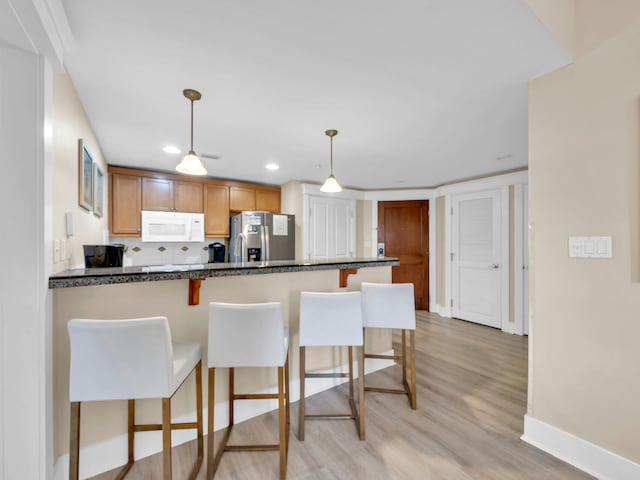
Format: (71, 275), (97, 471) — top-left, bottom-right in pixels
(163, 145), (181, 154)
(176, 89), (207, 176)
(265, 163), (280, 171)
(320, 129), (342, 193)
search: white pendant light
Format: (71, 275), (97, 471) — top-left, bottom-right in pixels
(320, 129), (342, 193)
(176, 89), (207, 176)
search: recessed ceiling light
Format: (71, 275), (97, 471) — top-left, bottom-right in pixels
(163, 145), (181, 155)
(265, 163), (280, 171)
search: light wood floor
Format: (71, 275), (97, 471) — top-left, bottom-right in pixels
(90, 312), (593, 479)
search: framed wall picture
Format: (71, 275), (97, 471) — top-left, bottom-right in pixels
(93, 162), (105, 218)
(78, 139), (93, 211)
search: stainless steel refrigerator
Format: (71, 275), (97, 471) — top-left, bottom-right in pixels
(230, 212), (295, 262)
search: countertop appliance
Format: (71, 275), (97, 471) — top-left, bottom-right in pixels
(141, 211), (204, 242)
(208, 242), (225, 263)
(83, 244), (124, 268)
(229, 212), (295, 263)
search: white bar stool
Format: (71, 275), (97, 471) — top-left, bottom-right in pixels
(361, 282), (417, 409)
(298, 291), (365, 441)
(67, 317), (203, 480)
(207, 302), (290, 480)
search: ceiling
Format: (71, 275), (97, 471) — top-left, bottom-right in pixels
(60, 0), (570, 190)
(0, 1), (34, 53)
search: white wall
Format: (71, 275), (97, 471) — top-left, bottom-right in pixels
(52, 73), (109, 272)
(528, 14), (640, 465)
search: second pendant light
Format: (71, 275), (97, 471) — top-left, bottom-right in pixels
(320, 129), (342, 193)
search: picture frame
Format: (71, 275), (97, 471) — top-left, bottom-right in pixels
(78, 139), (93, 211)
(93, 162), (105, 218)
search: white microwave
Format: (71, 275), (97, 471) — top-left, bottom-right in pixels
(141, 211), (205, 242)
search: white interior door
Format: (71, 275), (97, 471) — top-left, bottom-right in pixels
(451, 189), (502, 328)
(307, 195), (354, 259)
(309, 197), (329, 259)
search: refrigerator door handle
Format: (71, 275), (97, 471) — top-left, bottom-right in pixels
(260, 225), (269, 261)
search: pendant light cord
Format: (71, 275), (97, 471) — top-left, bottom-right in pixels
(330, 135), (334, 175)
(190, 99), (194, 152)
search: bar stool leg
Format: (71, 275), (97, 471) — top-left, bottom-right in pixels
(229, 368), (235, 427)
(401, 329), (408, 384)
(410, 329), (417, 410)
(128, 400), (135, 466)
(162, 397), (172, 480)
(69, 402), (81, 480)
(192, 361), (204, 479)
(358, 346), (365, 441)
(348, 346), (354, 402)
(207, 368), (215, 479)
(298, 346), (305, 441)
(284, 354), (290, 454)
(278, 366), (286, 480)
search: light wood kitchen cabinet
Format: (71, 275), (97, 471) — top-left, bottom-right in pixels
(108, 166), (280, 239)
(230, 185), (281, 213)
(110, 173), (142, 236)
(230, 186), (256, 212)
(141, 177), (172, 211)
(142, 177), (203, 212)
(256, 188), (281, 212)
(204, 184), (230, 237)
(174, 181), (204, 212)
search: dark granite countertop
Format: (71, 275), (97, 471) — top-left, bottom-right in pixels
(49, 257), (399, 289)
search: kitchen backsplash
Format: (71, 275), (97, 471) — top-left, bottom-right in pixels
(110, 237), (227, 266)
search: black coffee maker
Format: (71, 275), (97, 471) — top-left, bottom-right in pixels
(208, 242), (225, 263)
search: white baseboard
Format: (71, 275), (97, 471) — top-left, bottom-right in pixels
(54, 351), (395, 480)
(522, 415), (640, 480)
(431, 304), (451, 318)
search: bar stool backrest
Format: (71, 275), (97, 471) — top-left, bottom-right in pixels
(68, 317), (174, 402)
(208, 302), (287, 368)
(299, 291), (363, 347)
(361, 283), (416, 330)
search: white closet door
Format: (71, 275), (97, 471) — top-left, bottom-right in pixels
(307, 195), (354, 259)
(451, 189), (502, 328)
(309, 197), (329, 259)
(333, 199), (352, 258)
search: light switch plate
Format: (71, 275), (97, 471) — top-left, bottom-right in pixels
(53, 239), (61, 263)
(569, 236), (612, 258)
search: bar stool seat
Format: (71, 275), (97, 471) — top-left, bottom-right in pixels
(207, 302), (290, 480)
(67, 316), (203, 480)
(298, 291), (365, 441)
(361, 282), (417, 409)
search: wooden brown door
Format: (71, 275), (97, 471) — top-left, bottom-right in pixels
(378, 200), (429, 310)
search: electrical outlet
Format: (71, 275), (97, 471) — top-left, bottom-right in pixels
(53, 239), (61, 263)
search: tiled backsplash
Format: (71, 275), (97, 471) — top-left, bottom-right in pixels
(111, 238), (227, 266)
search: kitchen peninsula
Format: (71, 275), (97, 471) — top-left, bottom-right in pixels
(50, 257), (398, 478)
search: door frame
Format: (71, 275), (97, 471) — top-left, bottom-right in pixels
(514, 183), (528, 335)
